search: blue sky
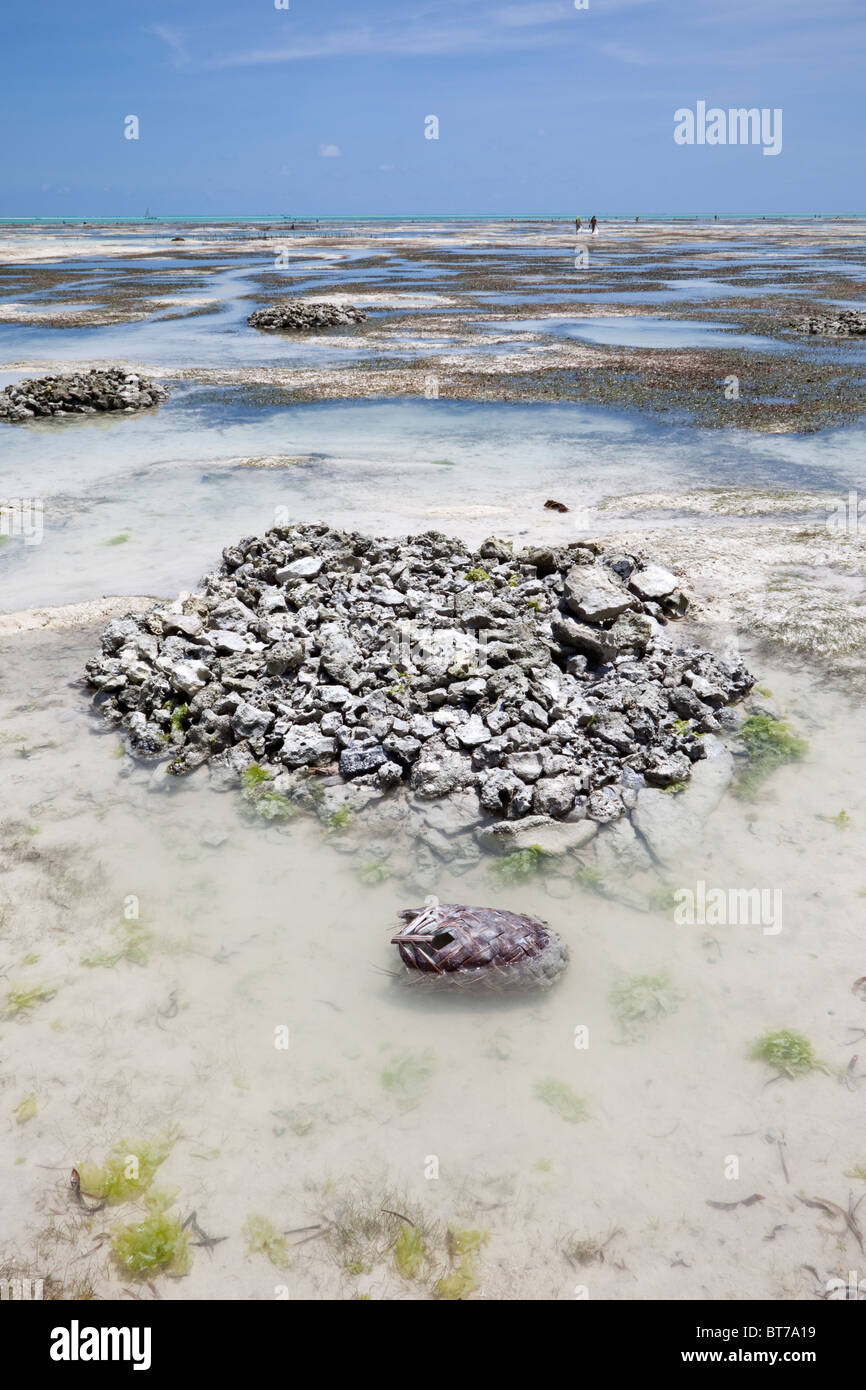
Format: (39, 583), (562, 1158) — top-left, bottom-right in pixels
(3, 0), (863, 217)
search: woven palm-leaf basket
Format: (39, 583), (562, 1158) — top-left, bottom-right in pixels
(391, 902), (568, 992)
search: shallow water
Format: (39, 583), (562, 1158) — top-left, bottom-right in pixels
(2, 220), (866, 1302)
(1, 397), (862, 611)
(475, 281), (804, 307)
(1, 623), (865, 1300)
(490, 315), (781, 351)
(0, 265), (393, 371)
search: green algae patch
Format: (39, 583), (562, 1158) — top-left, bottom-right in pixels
(81, 917), (151, 969)
(111, 1196), (191, 1277)
(77, 1132), (176, 1204)
(358, 859), (391, 885)
(735, 715), (808, 798)
(251, 788), (295, 821)
(576, 864), (604, 891)
(241, 763), (272, 790)
(492, 846), (548, 884)
(240, 764), (296, 822)
(533, 1078), (588, 1123)
(435, 1229), (489, 1300)
(394, 1224), (427, 1280)
(169, 703), (190, 735)
(15, 1094), (37, 1125)
(749, 1029), (823, 1078)
(244, 1214), (289, 1268)
(5, 982), (56, 1017)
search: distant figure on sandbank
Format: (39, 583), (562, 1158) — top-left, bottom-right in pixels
(575, 216), (581, 232)
(590, 215), (598, 236)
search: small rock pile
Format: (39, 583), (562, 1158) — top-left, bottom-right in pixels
(85, 525), (755, 835)
(0, 369), (169, 422)
(247, 301), (367, 332)
(793, 309), (866, 337)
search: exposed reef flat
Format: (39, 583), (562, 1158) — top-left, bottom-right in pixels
(2, 219), (863, 432)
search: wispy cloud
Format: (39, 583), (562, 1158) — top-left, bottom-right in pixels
(318, 144), (341, 158)
(162, 2), (583, 71)
(148, 24), (189, 69)
(147, 0), (865, 76)
(206, 28), (557, 69)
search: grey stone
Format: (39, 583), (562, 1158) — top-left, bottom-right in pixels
(383, 734), (422, 766)
(609, 610), (656, 653)
(163, 612), (204, 639)
(587, 786), (625, 822)
(282, 555), (324, 580)
(410, 746), (471, 799)
(506, 751), (544, 782)
(456, 714), (492, 747)
(231, 701), (275, 740)
(552, 613), (619, 663)
(281, 728), (337, 768)
(158, 658), (211, 698)
(477, 769), (533, 819)
(377, 760), (403, 787)
(644, 751), (691, 787)
(629, 564), (677, 601)
(210, 628), (248, 655)
(339, 743), (388, 779)
(564, 565), (634, 622)
(532, 774), (578, 818)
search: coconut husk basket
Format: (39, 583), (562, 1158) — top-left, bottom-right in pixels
(391, 902), (568, 992)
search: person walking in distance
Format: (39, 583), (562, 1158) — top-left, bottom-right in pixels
(590, 214), (598, 236)
(575, 216), (581, 232)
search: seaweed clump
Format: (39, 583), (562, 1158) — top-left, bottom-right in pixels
(240, 764), (296, 822)
(492, 847), (548, 884)
(749, 1029), (823, 1078)
(735, 715), (808, 798)
(5, 982), (56, 1017)
(244, 1214), (289, 1268)
(76, 1131), (176, 1204)
(436, 1229), (490, 1300)
(81, 917), (151, 969)
(111, 1195), (191, 1277)
(394, 1224), (427, 1280)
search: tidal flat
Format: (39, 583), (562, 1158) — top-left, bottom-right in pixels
(1, 219), (865, 1302)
